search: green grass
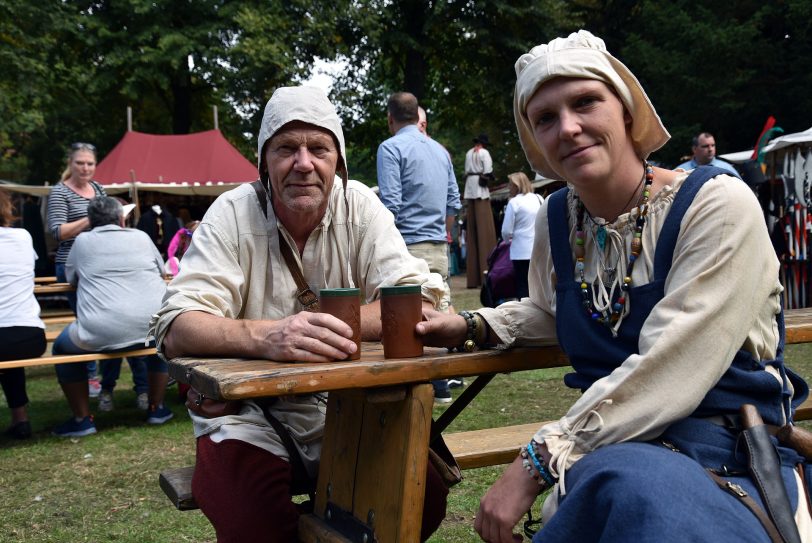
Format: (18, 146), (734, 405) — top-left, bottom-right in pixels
(3, 278), (812, 542)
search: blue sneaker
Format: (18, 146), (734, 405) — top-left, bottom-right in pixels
(146, 404), (174, 425)
(52, 416), (97, 437)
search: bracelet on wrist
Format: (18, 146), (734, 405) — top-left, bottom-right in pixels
(527, 440), (556, 487)
(457, 310), (477, 352)
(472, 312), (487, 346)
(519, 447), (551, 493)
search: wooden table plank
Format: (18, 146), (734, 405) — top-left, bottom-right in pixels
(786, 309), (812, 345)
(34, 283), (75, 295)
(169, 343), (568, 401)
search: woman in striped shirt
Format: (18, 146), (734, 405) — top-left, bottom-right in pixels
(46, 143), (107, 287)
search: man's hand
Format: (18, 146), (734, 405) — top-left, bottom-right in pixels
(260, 311), (357, 362)
(162, 310), (356, 362)
(415, 309), (467, 348)
(474, 456), (540, 543)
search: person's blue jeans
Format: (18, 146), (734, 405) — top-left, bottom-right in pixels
(52, 324), (165, 385)
(56, 263), (95, 379)
(101, 357), (148, 394)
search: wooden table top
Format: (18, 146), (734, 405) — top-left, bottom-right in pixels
(168, 308), (812, 402)
(785, 308), (812, 345)
(169, 343), (568, 401)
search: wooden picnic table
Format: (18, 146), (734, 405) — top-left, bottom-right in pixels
(169, 343), (567, 543)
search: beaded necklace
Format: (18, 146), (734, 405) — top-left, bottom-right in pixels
(574, 161), (654, 333)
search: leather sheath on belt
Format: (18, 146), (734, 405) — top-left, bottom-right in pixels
(740, 404), (802, 543)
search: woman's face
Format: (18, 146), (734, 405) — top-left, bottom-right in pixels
(525, 78), (633, 187)
(69, 150), (96, 183)
(508, 182), (519, 197)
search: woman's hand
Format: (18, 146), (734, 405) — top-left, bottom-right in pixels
(475, 456), (541, 543)
(415, 309), (467, 348)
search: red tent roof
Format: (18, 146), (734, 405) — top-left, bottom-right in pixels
(95, 129), (257, 185)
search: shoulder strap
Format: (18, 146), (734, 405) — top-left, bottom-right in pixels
(546, 186), (574, 282)
(652, 166), (729, 281)
(250, 180), (319, 312)
(257, 400), (316, 501)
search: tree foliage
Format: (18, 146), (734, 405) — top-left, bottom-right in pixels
(2, 0), (811, 185)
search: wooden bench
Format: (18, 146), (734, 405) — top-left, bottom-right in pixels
(34, 276), (58, 284)
(42, 315), (75, 326)
(0, 347), (157, 370)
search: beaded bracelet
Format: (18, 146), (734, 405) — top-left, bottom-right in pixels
(472, 312), (487, 346)
(519, 447), (550, 492)
(526, 441), (556, 487)
(457, 311), (477, 352)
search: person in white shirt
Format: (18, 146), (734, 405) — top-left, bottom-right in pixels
(0, 189), (46, 439)
(500, 172), (542, 299)
(463, 133), (498, 288)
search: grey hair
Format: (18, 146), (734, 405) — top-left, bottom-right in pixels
(88, 196), (123, 228)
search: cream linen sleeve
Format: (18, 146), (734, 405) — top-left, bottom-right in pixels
(478, 204), (557, 346)
(531, 176), (782, 493)
(149, 193), (254, 349)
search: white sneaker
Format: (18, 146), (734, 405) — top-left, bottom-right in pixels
(98, 391), (114, 412)
(136, 392), (149, 411)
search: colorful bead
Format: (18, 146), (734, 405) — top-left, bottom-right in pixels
(572, 160), (654, 331)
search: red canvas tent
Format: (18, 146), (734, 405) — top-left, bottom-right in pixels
(95, 129), (257, 186)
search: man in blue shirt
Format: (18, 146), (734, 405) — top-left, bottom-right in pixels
(676, 132), (740, 176)
(377, 93), (462, 403)
(377, 92), (461, 313)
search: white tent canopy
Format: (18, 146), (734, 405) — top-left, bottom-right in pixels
(719, 126), (812, 164)
(761, 126), (812, 154)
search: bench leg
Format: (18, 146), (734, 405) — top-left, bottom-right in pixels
(304, 383), (433, 543)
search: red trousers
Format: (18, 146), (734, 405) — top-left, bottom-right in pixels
(193, 435), (449, 542)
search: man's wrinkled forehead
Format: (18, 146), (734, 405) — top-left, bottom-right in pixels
(269, 121), (337, 147)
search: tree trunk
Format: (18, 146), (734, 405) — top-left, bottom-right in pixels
(171, 62), (193, 134)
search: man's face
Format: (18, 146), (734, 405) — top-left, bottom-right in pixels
(264, 122), (339, 219)
(693, 134), (716, 165)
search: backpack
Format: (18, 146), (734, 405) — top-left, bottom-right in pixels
(480, 240), (515, 307)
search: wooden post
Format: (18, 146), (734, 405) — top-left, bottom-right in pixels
(129, 170), (141, 223)
(306, 383), (433, 542)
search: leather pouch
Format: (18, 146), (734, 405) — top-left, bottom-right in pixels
(185, 386), (242, 418)
(428, 434), (462, 487)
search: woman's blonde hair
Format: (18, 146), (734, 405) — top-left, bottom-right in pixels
(507, 172), (534, 195)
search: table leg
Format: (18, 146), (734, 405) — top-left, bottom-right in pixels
(300, 383), (433, 543)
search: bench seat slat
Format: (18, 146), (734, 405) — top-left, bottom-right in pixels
(0, 347), (157, 370)
(158, 466), (197, 511)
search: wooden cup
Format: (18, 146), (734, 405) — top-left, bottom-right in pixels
(380, 285), (424, 358)
(320, 288), (361, 360)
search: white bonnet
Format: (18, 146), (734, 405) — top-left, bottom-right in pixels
(513, 30), (670, 179)
(257, 86), (348, 184)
